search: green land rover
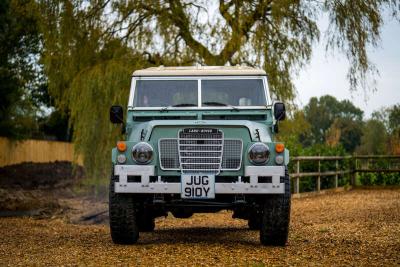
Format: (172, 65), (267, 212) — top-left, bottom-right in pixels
(109, 66), (290, 246)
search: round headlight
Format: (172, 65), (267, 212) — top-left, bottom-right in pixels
(248, 143), (270, 165)
(132, 142), (153, 164)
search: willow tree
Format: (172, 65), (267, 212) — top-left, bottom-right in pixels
(37, 0), (399, 179)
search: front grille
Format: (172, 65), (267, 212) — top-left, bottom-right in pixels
(158, 130), (243, 172)
(222, 139), (243, 170)
(159, 139), (179, 170)
(178, 128), (223, 174)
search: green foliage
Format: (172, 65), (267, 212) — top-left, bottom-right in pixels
(0, 0), (42, 138)
(362, 158), (400, 186)
(277, 110), (312, 155)
(357, 119), (387, 154)
(300, 144), (348, 158)
(37, 0), (155, 178)
(273, 97), (400, 189)
(37, 0), (400, 102)
(359, 173), (400, 186)
(105, 0), (399, 99)
(372, 105), (400, 132)
(371, 104), (400, 154)
(388, 105), (400, 133)
(35, 1), (400, 179)
(288, 144), (350, 192)
(303, 95), (363, 152)
(328, 118), (363, 152)
(323, 0), (398, 93)
(69, 55), (149, 179)
(37, 110), (71, 141)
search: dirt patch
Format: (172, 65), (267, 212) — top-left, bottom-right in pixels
(0, 188), (60, 211)
(0, 189), (399, 266)
(0, 161), (84, 214)
(61, 197), (109, 225)
(0, 161), (107, 223)
(0, 161), (84, 190)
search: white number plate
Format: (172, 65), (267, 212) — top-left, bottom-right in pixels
(181, 174), (215, 199)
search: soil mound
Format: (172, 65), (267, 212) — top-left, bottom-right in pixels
(0, 161), (84, 190)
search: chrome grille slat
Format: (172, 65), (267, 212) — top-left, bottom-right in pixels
(179, 138), (221, 143)
(180, 151), (220, 153)
(179, 144), (223, 146)
(178, 128), (223, 174)
(182, 163), (220, 165)
(180, 148), (222, 151)
(181, 157), (220, 159)
(158, 133), (243, 172)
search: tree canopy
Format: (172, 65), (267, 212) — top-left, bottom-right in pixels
(0, 0), (43, 138)
(279, 96), (399, 157)
(370, 105), (400, 154)
(39, 0), (400, 101)
(34, 0), (400, 178)
(303, 95), (363, 148)
(357, 119), (387, 155)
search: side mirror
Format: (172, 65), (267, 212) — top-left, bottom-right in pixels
(110, 105), (124, 124)
(274, 102), (286, 121)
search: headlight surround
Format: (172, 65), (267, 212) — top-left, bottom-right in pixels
(248, 143), (270, 165)
(132, 142), (153, 164)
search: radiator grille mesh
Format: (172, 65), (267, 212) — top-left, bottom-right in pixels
(159, 139), (179, 170)
(222, 139), (243, 170)
(159, 131), (242, 172)
(178, 129), (223, 174)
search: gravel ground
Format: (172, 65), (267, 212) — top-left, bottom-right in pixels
(0, 189), (399, 266)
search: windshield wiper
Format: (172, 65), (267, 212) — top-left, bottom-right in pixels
(160, 103), (197, 112)
(172, 103), (197, 107)
(202, 101), (239, 111)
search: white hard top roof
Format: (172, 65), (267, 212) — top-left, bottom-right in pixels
(132, 66), (266, 76)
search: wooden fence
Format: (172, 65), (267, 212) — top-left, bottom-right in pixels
(290, 155), (400, 195)
(0, 137), (82, 167)
(0, 137), (399, 194)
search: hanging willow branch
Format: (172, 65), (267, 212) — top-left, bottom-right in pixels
(37, 0), (400, 179)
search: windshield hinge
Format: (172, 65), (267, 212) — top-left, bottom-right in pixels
(255, 129), (261, 141)
(140, 129), (147, 141)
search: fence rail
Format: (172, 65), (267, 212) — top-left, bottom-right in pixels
(290, 155), (400, 194)
(0, 138), (398, 194)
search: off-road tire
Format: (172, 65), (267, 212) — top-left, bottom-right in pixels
(137, 212), (155, 232)
(109, 166), (139, 244)
(260, 166), (291, 246)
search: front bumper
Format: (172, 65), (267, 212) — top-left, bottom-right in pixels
(114, 165), (286, 194)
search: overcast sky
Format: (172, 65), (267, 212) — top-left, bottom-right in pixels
(294, 16), (400, 118)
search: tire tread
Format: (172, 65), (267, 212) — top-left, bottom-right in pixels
(260, 167), (291, 246)
(109, 166), (139, 244)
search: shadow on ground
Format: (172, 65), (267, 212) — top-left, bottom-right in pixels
(138, 226), (260, 246)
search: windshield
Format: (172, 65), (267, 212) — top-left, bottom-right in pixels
(134, 80), (198, 107)
(202, 79), (266, 107)
(132, 78), (266, 108)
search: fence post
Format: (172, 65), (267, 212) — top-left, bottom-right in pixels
(295, 160), (300, 194)
(351, 156), (357, 186)
(335, 159), (338, 189)
(317, 159), (321, 192)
